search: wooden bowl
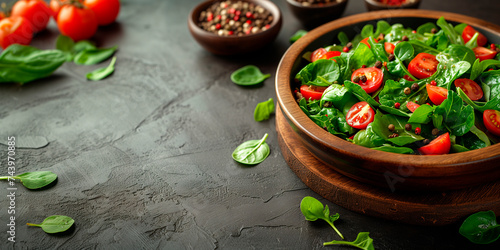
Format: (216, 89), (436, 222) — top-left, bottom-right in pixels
(188, 0), (282, 55)
(276, 10), (500, 191)
(286, 0), (348, 29)
(364, 0), (421, 11)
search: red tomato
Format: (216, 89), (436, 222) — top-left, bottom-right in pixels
(426, 84), (448, 105)
(483, 110), (500, 136)
(346, 101), (375, 130)
(0, 16), (33, 49)
(50, 0), (80, 20)
(351, 67), (384, 94)
(300, 85), (327, 101)
(84, 0), (120, 26)
(472, 46), (498, 61)
(406, 101), (420, 112)
(384, 42), (395, 54)
(311, 48), (327, 62)
(360, 37), (378, 49)
(418, 133), (451, 155)
(454, 78), (483, 101)
(11, 0), (53, 33)
(323, 51), (341, 61)
(57, 5), (98, 41)
(408, 53), (439, 79)
(462, 25), (487, 47)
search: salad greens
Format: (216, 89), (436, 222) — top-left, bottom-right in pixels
(0, 171), (57, 189)
(254, 98), (275, 122)
(459, 211), (500, 244)
(231, 65), (270, 86)
(27, 215), (74, 234)
(232, 133), (270, 165)
(300, 196), (343, 239)
(294, 17), (500, 154)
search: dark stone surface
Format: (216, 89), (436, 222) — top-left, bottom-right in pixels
(1, 0), (499, 249)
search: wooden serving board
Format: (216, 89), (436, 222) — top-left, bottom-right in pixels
(276, 105), (500, 226)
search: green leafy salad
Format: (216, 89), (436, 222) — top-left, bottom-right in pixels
(294, 17), (500, 155)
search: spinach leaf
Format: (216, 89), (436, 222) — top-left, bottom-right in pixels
(459, 211), (500, 244)
(290, 30), (307, 43)
(73, 40), (97, 53)
(408, 104), (434, 124)
(457, 88), (500, 112)
(470, 59), (500, 81)
(361, 24), (374, 38)
(324, 232), (375, 250)
(254, 98), (275, 122)
(353, 124), (385, 148)
(351, 43), (376, 70)
(27, 215), (74, 234)
(416, 22), (437, 35)
(371, 111), (424, 146)
(74, 45), (118, 65)
(437, 44), (476, 68)
(383, 23), (415, 43)
(454, 23), (467, 35)
(379, 79), (422, 113)
(386, 42), (416, 79)
(300, 196), (344, 239)
(86, 56), (116, 81)
(375, 20), (391, 37)
(434, 90), (475, 136)
(295, 59), (340, 87)
(338, 31), (349, 46)
(436, 17), (463, 45)
(0, 171), (57, 189)
(368, 38), (388, 62)
(232, 133), (270, 165)
(0, 44), (66, 84)
(480, 69), (500, 102)
(372, 145), (414, 154)
(344, 80), (379, 108)
(407, 40), (440, 55)
(426, 30), (450, 51)
(231, 65), (270, 86)
(320, 83), (358, 114)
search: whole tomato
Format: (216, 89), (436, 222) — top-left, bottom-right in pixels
(83, 0), (120, 26)
(0, 16), (33, 49)
(11, 0), (53, 33)
(50, 0), (82, 20)
(57, 5), (98, 41)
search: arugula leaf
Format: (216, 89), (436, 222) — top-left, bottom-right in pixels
(295, 59), (340, 87)
(459, 211), (500, 244)
(434, 90), (475, 136)
(300, 196), (344, 239)
(254, 98), (275, 122)
(86, 57), (116, 81)
(324, 232), (375, 250)
(232, 134), (270, 165)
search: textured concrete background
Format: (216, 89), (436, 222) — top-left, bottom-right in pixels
(1, 0), (499, 249)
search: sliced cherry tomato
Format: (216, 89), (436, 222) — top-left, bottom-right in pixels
(426, 84), (448, 105)
(483, 110), (500, 136)
(408, 53), (439, 79)
(322, 51), (341, 61)
(0, 16), (33, 49)
(84, 0), (120, 26)
(11, 0), (53, 33)
(462, 25), (487, 47)
(454, 78), (483, 101)
(346, 101), (375, 130)
(360, 37), (378, 49)
(351, 67), (384, 94)
(406, 101), (420, 112)
(57, 5), (98, 41)
(384, 42), (395, 54)
(472, 46), (498, 61)
(300, 85), (327, 101)
(311, 48), (327, 62)
(418, 132), (451, 155)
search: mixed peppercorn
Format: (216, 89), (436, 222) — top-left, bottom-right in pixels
(198, 1), (273, 36)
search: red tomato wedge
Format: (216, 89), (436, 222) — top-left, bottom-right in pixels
(346, 101), (375, 130)
(472, 46), (498, 61)
(300, 85), (327, 101)
(426, 84), (448, 105)
(406, 101), (420, 112)
(0, 16), (33, 49)
(418, 133), (451, 155)
(311, 48), (327, 62)
(454, 78), (483, 101)
(322, 51), (341, 61)
(408, 53), (439, 79)
(384, 42), (395, 54)
(483, 110), (500, 136)
(462, 25), (487, 47)
(351, 67), (384, 94)
(360, 37), (378, 49)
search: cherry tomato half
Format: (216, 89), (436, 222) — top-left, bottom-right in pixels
(454, 78), (483, 101)
(462, 25), (487, 47)
(418, 132), (451, 155)
(360, 37), (378, 49)
(472, 46), (498, 61)
(426, 84), (448, 105)
(11, 0), (53, 33)
(0, 16), (33, 49)
(311, 48), (327, 62)
(300, 85), (327, 101)
(351, 67), (384, 94)
(408, 53), (439, 79)
(483, 110), (500, 136)
(384, 42), (395, 54)
(346, 101), (375, 130)
(57, 5), (98, 41)
(84, 0), (120, 26)
(406, 101), (420, 113)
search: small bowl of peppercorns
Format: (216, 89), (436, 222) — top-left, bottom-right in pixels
(188, 0), (282, 55)
(364, 0), (421, 12)
(286, 0), (349, 29)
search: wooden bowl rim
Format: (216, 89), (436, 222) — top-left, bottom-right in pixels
(276, 9), (500, 172)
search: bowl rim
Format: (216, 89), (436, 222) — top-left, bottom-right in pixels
(188, 0), (282, 40)
(286, 0), (348, 9)
(276, 10), (500, 173)
(364, 0), (420, 7)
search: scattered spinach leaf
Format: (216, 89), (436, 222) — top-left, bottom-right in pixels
(323, 232), (375, 250)
(300, 196), (344, 239)
(290, 30), (307, 43)
(254, 98), (275, 122)
(0, 171), (57, 189)
(232, 133), (270, 165)
(74, 45), (118, 65)
(86, 57), (117, 81)
(231, 65), (270, 86)
(459, 211), (500, 244)
(27, 215), (74, 234)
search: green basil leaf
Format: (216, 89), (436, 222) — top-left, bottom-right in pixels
(295, 59), (340, 87)
(324, 232), (375, 250)
(459, 211), (500, 244)
(254, 98), (275, 122)
(74, 45), (118, 65)
(27, 215), (74, 234)
(232, 133), (270, 165)
(231, 65), (270, 86)
(86, 57), (117, 81)
(55, 35), (75, 61)
(73, 40), (97, 54)
(290, 30), (307, 43)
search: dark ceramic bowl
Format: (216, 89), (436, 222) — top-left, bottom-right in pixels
(365, 0), (420, 11)
(276, 10), (500, 191)
(188, 0), (282, 55)
(286, 0), (348, 29)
